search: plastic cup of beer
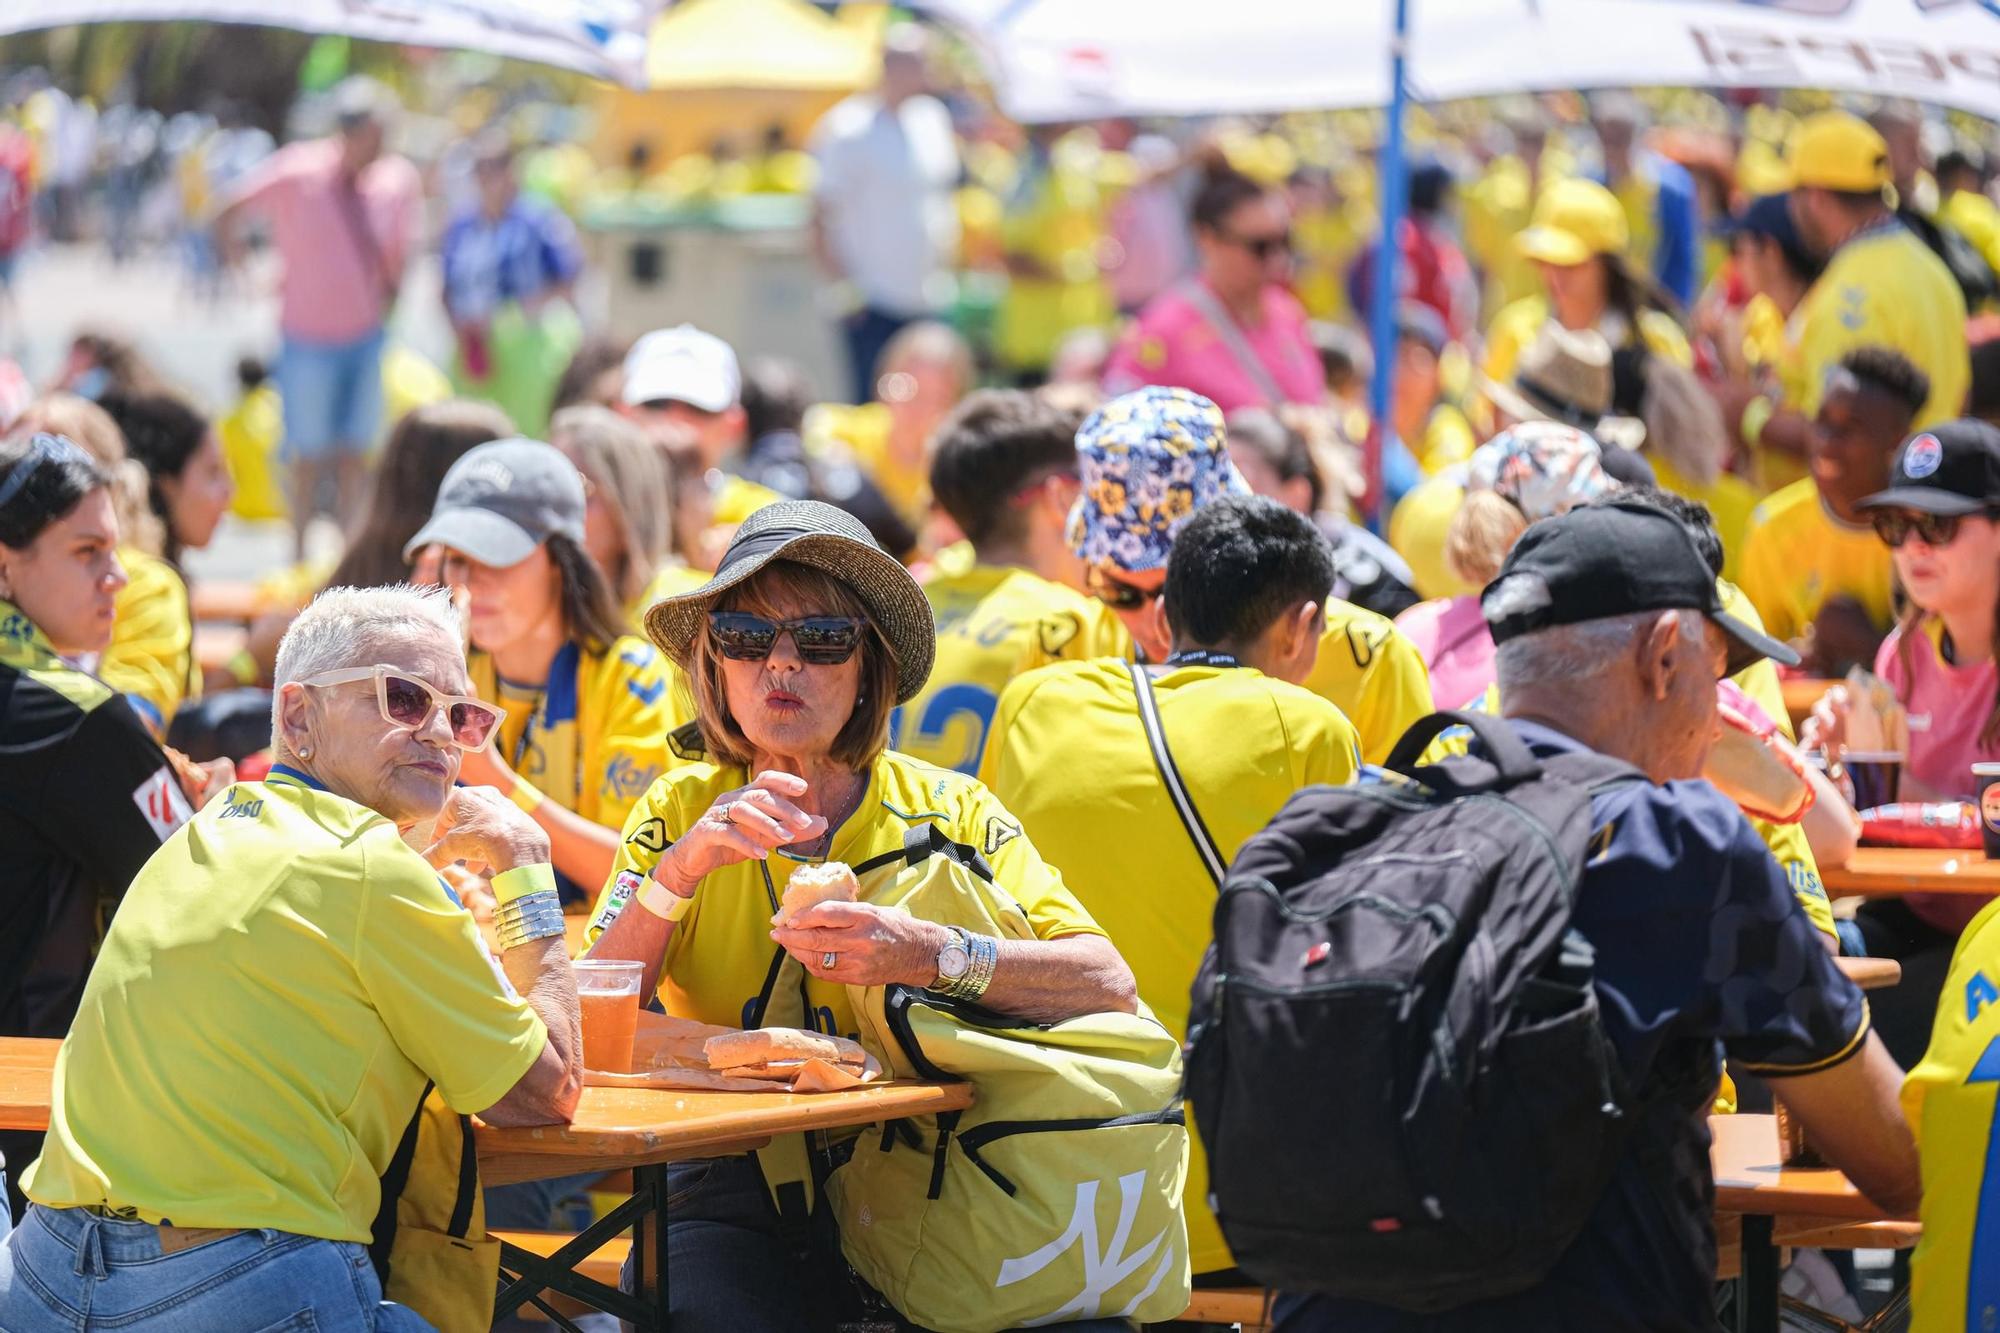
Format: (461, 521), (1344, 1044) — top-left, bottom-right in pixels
(574, 959), (644, 1074)
(1975, 762), (2000, 860)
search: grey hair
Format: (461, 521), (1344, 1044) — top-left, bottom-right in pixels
(271, 584), (463, 736)
(1494, 610), (1693, 692)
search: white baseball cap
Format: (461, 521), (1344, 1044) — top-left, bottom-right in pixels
(622, 325), (741, 414)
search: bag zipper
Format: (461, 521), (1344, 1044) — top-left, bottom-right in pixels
(953, 1106), (1188, 1196)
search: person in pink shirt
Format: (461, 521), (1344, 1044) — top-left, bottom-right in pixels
(1102, 164), (1325, 414)
(1395, 423), (1615, 708)
(1809, 418), (2000, 1067)
(216, 78), (422, 553)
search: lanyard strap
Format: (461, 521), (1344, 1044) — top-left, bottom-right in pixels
(1163, 649), (1244, 669)
(510, 641), (585, 807)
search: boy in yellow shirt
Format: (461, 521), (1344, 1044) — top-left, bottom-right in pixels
(894, 390), (1124, 773)
(983, 495), (1360, 1281)
(1737, 347), (1924, 673)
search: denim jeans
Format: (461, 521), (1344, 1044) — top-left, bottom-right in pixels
(0, 1204), (435, 1331)
(656, 1154), (1134, 1332)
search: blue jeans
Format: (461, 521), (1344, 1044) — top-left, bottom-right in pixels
(277, 326), (386, 460)
(657, 1154), (1133, 1332)
(0, 1204), (435, 1331)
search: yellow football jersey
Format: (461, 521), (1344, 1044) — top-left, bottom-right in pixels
(99, 548), (199, 738)
(1736, 478), (1896, 646)
(980, 658), (1361, 1274)
(1303, 599), (1435, 765)
(590, 748), (1104, 1043)
(1793, 224), (1968, 432)
(893, 563), (1128, 774)
(1902, 897), (2000, 1333)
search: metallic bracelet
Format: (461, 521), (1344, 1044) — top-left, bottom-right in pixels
(496, 889), (566, 949)
(943, 931), (1000, 1003)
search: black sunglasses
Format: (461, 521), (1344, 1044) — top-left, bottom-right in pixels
(1222, 228), (1293, 261)
(708, 611), (866, 664)
(1871, 508), (1995, 549)
(1088, 571), (1163, 612)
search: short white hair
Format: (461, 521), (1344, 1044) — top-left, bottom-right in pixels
(1494, 610), (1692, 692)
(271, 584), (463, 735)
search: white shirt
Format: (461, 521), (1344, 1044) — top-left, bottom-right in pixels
(811, 93), (960, 316)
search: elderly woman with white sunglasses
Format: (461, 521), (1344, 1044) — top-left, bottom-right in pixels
(2, 584), (583, 1332)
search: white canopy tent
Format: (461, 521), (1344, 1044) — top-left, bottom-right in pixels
(0, 0), (653, 85)
(921, 0), (2000, 123)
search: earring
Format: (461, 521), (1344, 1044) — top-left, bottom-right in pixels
(298, 745), (312, 758)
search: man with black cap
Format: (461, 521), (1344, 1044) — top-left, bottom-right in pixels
(1276, 501), (1921, 1333)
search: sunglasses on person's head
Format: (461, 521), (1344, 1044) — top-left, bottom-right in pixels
(708, 611), (867, 664)
(301, 665), (502, 752)
(1087, 569), (1163, 612)
(1222, 229), (1293, 261)
(1871, 508), (1996, 549)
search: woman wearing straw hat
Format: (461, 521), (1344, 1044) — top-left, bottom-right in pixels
(584, 500), (1137, 1332)
(1481, 177), (1691, 412)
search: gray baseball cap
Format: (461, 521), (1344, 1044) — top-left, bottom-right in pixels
(403, 438), (587, 569)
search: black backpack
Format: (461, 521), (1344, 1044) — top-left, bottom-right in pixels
(1184, 710), (1644, 1311)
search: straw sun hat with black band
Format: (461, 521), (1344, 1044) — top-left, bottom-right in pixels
(644, 500), (937, 704)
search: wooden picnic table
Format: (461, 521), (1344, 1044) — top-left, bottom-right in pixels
(1823, 846), (2000, 897)
(1711, 1113), (1916, 1333)
(0, 1036), (971, 1331)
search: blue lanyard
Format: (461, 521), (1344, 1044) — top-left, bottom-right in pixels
(1164, 649), (1244, 669)
(509, 640), (584, 808)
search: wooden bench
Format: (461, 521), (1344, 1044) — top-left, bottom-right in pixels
(489, 1238), (1272, 1329)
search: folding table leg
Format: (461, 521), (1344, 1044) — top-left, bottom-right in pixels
(1736, 1215), (1780, 1333)
(629, 1162), (670, 1333)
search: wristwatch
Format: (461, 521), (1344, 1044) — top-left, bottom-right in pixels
(931, 926), (973, 991)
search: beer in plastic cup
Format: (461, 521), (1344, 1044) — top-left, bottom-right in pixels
(1975, 763), (2000, 860)
(574, 959), (644, 1074)
(1845, 751), (1904, 812)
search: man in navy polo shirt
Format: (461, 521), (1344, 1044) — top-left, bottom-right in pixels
(1275, 501), (1923, 1332)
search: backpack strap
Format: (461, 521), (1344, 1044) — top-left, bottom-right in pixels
(1384, 710), (1544, 789)
(1180, 279), (1287, 409)
(1126, 660), (1227, 887)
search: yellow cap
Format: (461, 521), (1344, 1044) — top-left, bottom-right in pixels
(1789, 111), (1890, 193)
(1516, 178), (1628, 267)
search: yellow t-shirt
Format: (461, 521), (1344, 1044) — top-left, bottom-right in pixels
(714, 474), (784, 529)
(1793, 224), (1969, 432)
(1940, 188), (2000, 282)
(980, 658), (1360, 1275)
(803, 401), (928, 532)
(1736, 479), (1896, 646)
(1414, 403), (1478, 475)
(99, 548), (198, 738)
(469, 635), (688, 838)
(219, 382), (286, 522)
(630, 561), (713, 624)
(894, 563), (1128, 774)
(589, 748), (1105, 1042)
(1901, 896), (2000, 1333)
(22, 767), (545, 1240)
(1739, 293), (1811, 496)
(1388, 469), (1476, 601)
(994, 147), (1114, 372)
(1481, 295), (1692, 389)
(1302, 599), (1435, 766)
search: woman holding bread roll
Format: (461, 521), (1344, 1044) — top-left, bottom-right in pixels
(584, 500), (1137, 1333)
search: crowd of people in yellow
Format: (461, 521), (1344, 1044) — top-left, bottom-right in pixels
(3, 41), (2000, 1333)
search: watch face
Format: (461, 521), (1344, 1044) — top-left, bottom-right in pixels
(939, 943), (971, 979)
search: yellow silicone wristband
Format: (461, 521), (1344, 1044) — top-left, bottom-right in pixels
(507, 777), (545, 816)
(492, 863), (557, 907)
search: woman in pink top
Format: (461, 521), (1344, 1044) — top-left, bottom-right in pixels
(1395, 423), (1614, 708)
(1102, 165), (1325, 413)
(1811, 418), (2000, 1066)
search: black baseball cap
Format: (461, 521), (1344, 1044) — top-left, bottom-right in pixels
(1483, 500), (1800, 675)
(1856, 420), (2000, 517)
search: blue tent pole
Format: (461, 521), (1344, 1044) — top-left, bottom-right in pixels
(1365, 0), (1411, 531)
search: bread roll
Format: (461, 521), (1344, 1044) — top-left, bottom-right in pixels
(771, 861), (859, 927)
(704, 1026), (865, 1070)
